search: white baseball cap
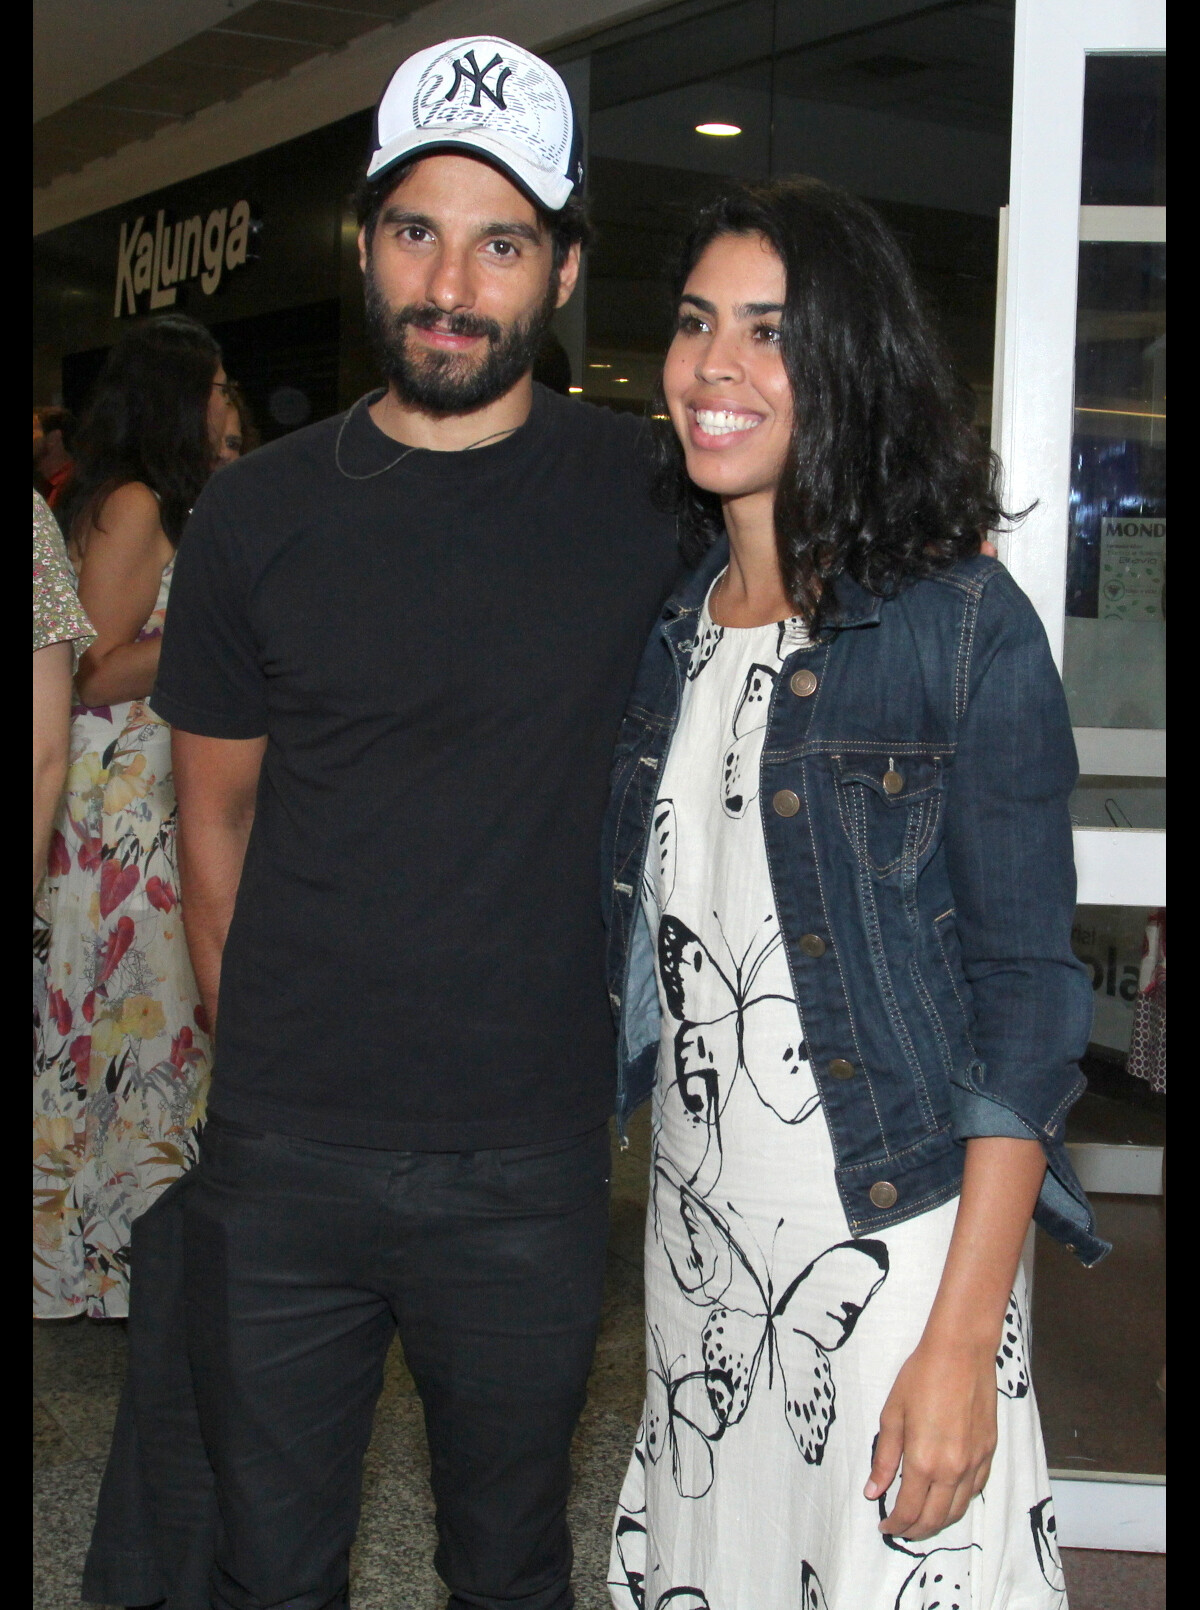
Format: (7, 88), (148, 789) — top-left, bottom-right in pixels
(367, 36), (583, 212)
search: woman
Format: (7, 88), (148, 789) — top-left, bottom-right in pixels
(33, 489), (94, 897)
(35, 314), (225, 1319)
(603, 180), (1102, 1609)
(216, 378), (260, 466)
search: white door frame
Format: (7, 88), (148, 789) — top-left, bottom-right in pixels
(992, 0), (1166, 1555)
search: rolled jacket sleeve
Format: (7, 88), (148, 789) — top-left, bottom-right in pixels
(943, 569), (1092, 1145)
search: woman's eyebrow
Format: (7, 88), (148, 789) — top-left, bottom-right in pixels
(678, 294), (784, 318)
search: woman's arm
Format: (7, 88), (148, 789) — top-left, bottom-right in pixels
(74, 482), (174, 707)
(33, 640), (74, 897)
(865, 1136), (1045, 1539)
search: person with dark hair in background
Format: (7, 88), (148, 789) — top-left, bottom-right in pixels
(33, 405), (76, 509)
(603, 179), (1100, 1609)
(35, 314), (226, 1321)
(34, 490), (94, 896)
(216, 378), (261, 466)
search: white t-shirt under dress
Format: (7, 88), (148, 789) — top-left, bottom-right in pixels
(608, 584), (1067, 1610)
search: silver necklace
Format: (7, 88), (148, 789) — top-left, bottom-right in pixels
(334, 392), (519, 480)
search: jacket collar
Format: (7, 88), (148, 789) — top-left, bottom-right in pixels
(662, 537), (883, 630)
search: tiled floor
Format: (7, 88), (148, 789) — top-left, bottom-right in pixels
(34, 1107), (1165, 1609)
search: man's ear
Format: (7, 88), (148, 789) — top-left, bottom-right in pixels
(358, 226), (369, 275)
(554, 242), (582, 309)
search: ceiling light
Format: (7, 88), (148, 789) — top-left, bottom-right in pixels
(568, 386), (583, 394)
(696, 122), (741, 136)
(589, 362), (611, 369)
(615, 377), (629, 383)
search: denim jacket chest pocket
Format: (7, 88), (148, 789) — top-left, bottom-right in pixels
(830, 751), (948, 881)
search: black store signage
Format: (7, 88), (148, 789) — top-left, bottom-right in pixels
(114, 200), (258, 317)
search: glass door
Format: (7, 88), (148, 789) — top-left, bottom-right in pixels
(992, 0), (1165, 1554)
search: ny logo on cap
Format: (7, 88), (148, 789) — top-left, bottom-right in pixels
(444, 49), (512, 110)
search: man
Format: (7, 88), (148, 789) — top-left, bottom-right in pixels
(33, 405), (76, 509)
(150, 36), (678, 1610)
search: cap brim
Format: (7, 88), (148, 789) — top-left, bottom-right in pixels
(366, 127), (574, 212)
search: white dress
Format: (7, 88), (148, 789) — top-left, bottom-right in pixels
(608, 584), (1067, 1610)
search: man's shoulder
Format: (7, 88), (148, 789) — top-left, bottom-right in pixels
(216, 412), (344, 493)
(538, 386), (652, 457)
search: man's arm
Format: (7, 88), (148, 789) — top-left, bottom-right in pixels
(173, 730), (267, 1029)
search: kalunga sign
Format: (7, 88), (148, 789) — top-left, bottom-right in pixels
(114, 200), (256, 317)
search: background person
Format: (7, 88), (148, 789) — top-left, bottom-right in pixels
(216, 379), (260, 465)
(603, 179), (1101, 1610)
(33, 489), (94, 897)
(33, 405), (76, 510)
(34, 314), (225, 1320)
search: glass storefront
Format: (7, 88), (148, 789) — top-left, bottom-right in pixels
(552, 0), (1014, 426)
(1034, 48), (1166, 1494)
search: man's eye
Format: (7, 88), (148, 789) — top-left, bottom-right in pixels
(401, 226), (431, 243)
(486, 239), (517, 257)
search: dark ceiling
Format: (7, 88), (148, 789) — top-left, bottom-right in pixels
(34, 0), (423, 190)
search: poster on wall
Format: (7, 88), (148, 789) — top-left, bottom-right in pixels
(1072, 906), (1148, 1056)
(1098, 516), (1166, 621)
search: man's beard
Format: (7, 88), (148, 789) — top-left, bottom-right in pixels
(364, 261), (558, 416)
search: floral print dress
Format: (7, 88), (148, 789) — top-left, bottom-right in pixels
(34, 559), (211, 1319)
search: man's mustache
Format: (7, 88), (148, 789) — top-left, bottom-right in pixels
(393, 304), (502, 343)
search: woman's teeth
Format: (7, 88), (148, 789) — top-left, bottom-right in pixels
(694, 409), (761, 436)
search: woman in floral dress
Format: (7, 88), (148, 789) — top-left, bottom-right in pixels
(35, 315), (229, 1318)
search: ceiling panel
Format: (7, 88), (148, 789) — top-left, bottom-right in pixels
(34, 0), (423, 190)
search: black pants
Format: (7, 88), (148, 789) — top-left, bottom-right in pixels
(181, 1118), (610, 1610)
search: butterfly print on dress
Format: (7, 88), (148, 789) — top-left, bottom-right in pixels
(1029, 1497), (1067, 1599)
(609, 1509), (712, 1610)
(996, 1291), (1030, 1398)
(800, 1561), (830, 1610)
(654, 1161), (889, 1464)
(642, 799), (677, 916)
(644, 1323), (720, 1499)
(658, 911), (819, 1174)
(721, 661), (777, 817)
(687, 618), (724, 680)
(881, 1506), (982, 1610)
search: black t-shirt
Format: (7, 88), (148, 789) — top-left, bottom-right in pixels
(153, 385), (680, 1150)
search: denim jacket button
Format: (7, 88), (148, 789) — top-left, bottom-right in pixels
(869, 1180), (898, 1209)
(829, 1058), (855, 1080)
(882, 768), (905, 795)
(789, 668), (818, 697)
(772, 789), (801, 818)
(800, 933), (826, 958)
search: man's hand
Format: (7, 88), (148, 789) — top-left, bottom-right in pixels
(866, 1334), (998, 1539)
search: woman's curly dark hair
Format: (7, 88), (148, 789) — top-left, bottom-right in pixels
(657, 177), (1016, 628)
(57, 313), (222, 548)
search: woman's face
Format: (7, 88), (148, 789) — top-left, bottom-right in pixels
(217, 402), (244, 466)
(663, 232), (793, 504)
(207, 365), (230, 461)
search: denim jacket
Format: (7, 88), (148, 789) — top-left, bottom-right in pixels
(602, 541), (1108, 1266)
